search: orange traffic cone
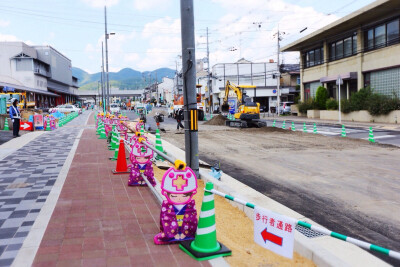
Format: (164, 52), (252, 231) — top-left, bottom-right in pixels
(112, 139), (130, 174)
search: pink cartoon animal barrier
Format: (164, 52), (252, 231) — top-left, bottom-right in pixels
(154, 160), (198, 245)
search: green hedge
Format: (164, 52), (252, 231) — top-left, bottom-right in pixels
(299, 87), (400, 116)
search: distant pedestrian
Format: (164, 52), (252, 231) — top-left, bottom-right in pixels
(9, 98), (21, 138)
(176, 109), (184, 131)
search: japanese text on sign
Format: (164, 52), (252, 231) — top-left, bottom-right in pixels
(254, 207), (295, 259)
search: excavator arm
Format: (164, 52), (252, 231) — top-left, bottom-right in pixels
(221, 80), (255, 112)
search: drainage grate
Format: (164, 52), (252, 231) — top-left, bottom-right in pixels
(295, 224), (326, 238)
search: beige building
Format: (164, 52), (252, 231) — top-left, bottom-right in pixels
(281, 0), (400, 102)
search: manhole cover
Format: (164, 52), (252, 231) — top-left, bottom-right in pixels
(295, 224), (326, 238)
(6, 183), (33, 189)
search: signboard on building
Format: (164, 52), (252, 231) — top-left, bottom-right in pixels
(254, 207), (295, 259)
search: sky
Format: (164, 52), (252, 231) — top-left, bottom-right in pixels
(0, 0), (377, 74)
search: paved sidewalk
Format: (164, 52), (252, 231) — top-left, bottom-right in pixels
(31, 127), (210, 267)
(0, 111), (90, 266)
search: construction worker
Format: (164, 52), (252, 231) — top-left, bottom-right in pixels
(9, 98), (21, 138)
(176, 108), (184, 131)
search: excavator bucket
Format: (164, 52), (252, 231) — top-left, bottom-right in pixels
(221, 103), (230, 112)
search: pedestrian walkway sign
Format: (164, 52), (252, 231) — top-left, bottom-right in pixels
(254, 207), (295, 259)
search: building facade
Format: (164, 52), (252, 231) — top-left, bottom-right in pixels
(211, 59), (297, 112)
(0, 42), (79, 109)
(282, 0), (400, 102)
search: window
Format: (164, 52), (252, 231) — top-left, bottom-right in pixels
(296, 77), (300, 85)
(365, 18), (400, 51)
(387, 20), (399, 45)
(329, 33), (357, 61)
(374, 25), (386, 48)
(303, 47), (324, 68)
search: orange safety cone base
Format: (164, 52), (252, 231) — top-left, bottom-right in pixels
(179, 241), (231, 261)
(112, 140), (129, 173)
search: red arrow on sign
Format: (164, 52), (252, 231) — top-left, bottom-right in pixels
(261, 228), (283, 246)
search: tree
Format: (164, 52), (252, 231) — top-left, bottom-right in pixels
(315, 86), (329, 110)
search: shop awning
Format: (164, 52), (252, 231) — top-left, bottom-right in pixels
(0, 82), (60, 97)
(320, 72), (357, 83)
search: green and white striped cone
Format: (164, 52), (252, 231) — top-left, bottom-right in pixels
(45, 119), (51, 131)
(272, 119), (276, 127)
(341, 125), (347, 137)
(282, 120), (286, 129)
(291, 122), (295, 131)
(313, 123), (317, 134)
(140, 125), (145, 136)
(99, 127), (107, 139)
(3, 119), (9, 131)
(179, 182), (231, 261)
(210, 114), (213, 119)
(303, 122), (307, 133)
(203, 114), (207, 121)
(110, 147), (119, 160)
(155, 129), (165, 161)
(368, 127), (375, 143)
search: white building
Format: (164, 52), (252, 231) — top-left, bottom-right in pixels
(157, 77), (174, 104)
(211, 58), (294, 112)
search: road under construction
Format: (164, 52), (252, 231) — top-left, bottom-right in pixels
(144, 111), (400, 265)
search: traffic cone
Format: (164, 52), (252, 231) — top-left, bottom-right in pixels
(3, 119), (9, 131)
(155, 129), (165, 161)
(282, 120), (286, 129)
(140, 125), (145, 136)
(46, 118), (51, 131)
(291, 122), (295, 131)
(303, 122), (307, 133)
(210, 114), (213, 119)
(99, 127), (107, 139)
(313, 123), (317, 134)
(272, 120), (276, 127)
(341, 125), (347, 137)
(112, 139), (129, 174)
(368, 127), (375, 143)
(203, 114), (207, 121)
(180, 182), (231, 261)
(110, 147), (119, 160)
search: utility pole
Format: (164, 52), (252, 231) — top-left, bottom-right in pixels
(206, 27), (212, 114)
(180, 0), (199, 176)
(276, 26), (282, 117)
(101, 42), (106, 113)
(104, 5), (110, 111)
(155, 72), (158, 104)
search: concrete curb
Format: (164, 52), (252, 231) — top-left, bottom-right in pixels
(11, 129), (85, 267)
(153, 134), (390, 267)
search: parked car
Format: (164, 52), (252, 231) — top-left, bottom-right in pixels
(50, 104), (81, 113)
(279, 102), (293, 114)
(110, 103), (120, 113)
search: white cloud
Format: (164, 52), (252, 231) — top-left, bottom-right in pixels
(0, 20), (10, 27)
(0, 33), (19, 42)
(81, 0), (119, 8)
(207, 0), (339, 65)
(133, 0), (171, 11)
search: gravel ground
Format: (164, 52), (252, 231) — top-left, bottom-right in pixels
(161, 124), (400, 265)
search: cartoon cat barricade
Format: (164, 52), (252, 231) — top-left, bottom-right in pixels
(154, 160), (198, 245)
(128, 139), (156, 186)
(254, 207), (295, 259)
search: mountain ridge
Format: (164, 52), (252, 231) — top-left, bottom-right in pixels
(72, 67), (176, 90)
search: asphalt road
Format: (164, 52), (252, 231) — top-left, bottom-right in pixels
(262, 119), (400, 147)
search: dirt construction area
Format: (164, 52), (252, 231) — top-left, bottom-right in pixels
(161, 123), (400, 265)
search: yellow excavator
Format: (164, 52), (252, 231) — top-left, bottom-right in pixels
(221, 80), (266, 128)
